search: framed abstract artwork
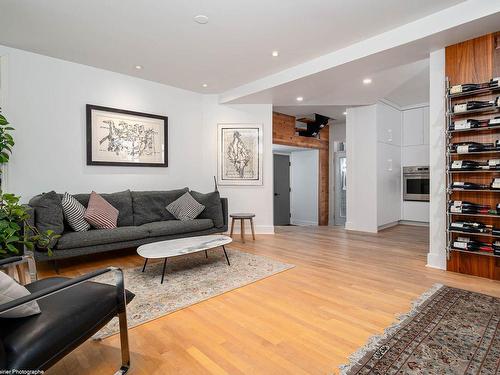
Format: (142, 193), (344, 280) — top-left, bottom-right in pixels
(217, 123), (263, 186)
(86, 104), (168, 167)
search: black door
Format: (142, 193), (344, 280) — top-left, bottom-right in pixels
(273, 154), (291, 225)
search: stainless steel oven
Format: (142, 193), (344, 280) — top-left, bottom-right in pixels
(403, 166), (430, 202)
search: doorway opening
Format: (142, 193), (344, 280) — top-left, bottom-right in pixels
(273, 145), (319, 226)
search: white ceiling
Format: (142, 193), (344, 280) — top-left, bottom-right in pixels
(0, 0), (466, 93)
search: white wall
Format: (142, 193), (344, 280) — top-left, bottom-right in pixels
(376, 102), (402, 227)
(201, 96), (274, 234)
(428, 49), (447, 270)
(0, 45), (205, 200)
(0, 45), (275, 233)
(346, 105), (378, 233)
(290, 149), (318, 226)
(402, 105), (430, 223)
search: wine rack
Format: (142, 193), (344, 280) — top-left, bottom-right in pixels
(446, 78), (500, 259)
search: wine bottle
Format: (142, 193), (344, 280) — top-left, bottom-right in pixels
(492, 178), (500, 189)
(450, 160), (480, 170)
(490, 117), (500, 126)
(449, 119), (489, 131)
(449, 83), (482, 94)
(451, 181), (488, 190)
(489, 77), (500, 88)
(449, 221), (491, 233)
(453, 99), (498, 113)
(492, 240), (500, 255)
(450, 142), (487, 153)
(449, 201), (490, 214)
(486, 159), (500, 169)
(452, 239), (492, 252)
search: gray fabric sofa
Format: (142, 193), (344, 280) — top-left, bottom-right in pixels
(26, 188), (228, 262)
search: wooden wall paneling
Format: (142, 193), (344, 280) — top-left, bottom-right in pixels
(273, 112), (329, 225)
(445, 32), (500, 280)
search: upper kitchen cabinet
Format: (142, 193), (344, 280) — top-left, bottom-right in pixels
(376, 102), (402, 146)
(422, 106), (429, 145)
(403, 108), (425, 146)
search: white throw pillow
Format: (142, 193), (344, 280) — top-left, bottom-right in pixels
(0, 271), (41, 318)
(166, 192), (205, 221)
(62, 192), (90, 232)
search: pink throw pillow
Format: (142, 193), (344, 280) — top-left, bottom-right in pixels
(84, 191), (119, 229)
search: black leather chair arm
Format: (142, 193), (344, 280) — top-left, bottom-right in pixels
(0, 256), (23, 267)
(0, 267), (126, 315)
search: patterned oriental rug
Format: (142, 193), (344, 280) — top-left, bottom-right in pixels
(92, 248), (294, 339)
(340, 284), (500, 375)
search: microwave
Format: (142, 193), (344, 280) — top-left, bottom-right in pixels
(403, 166), (430, 202)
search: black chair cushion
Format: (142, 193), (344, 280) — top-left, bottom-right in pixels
(0, 277), (134, 370)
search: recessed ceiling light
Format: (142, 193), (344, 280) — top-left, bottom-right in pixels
(363, 78), (372, 84)
(296, 96), (304, 102)
(272, 51), (279, 57)
(202, 83), (208, 88)
(193, 15), (209, 24)
(134, 65), (143, 70)
(343, 111), (347, 115)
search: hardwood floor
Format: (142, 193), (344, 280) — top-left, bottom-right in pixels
(39, 225), (500, 375)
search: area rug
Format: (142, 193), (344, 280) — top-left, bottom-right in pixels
(92, 248), (294, 339)
(340, 284), (500, 375)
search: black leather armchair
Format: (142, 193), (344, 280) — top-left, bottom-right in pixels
(0, 257), (134, 374)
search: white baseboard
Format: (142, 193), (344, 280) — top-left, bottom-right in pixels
(426, 252), (446, 270)
(225, 225), (275, 235)
(291, 219), (318, 226)
(378, 221), (399, 230)
(399, 220), (429, 227)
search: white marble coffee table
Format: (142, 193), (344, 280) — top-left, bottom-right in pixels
(137, 235), (233, 283)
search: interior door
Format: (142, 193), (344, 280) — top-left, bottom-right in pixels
(273, 154), (291, 225)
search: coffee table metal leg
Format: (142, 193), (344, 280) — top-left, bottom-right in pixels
(205, 250), (208, 259)
(222, 245), (230, 266)
(160, 258), (167, 284)
(142, 258), (148, 272)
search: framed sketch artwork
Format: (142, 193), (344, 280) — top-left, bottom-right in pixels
(217, 123), (263, 186)
(86, 104), (168, 167)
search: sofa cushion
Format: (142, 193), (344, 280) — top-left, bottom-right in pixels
(72, 190), (133, 227)
(166, 192), (205, 221)
(190, 190), (224, 228)
(131, 188), (189, 225)
(28, 191), (64, 243)
(141, 219), (214, 237)
(0, 277), (134, 370)
(56, 226), (149, 250)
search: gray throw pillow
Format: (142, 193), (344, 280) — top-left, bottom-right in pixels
(0, 271), (41, 318)
(190, 190), (224, 228)
(166, 192), (205, 221)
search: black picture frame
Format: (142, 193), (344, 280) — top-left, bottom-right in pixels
(86, 104), (168, 167)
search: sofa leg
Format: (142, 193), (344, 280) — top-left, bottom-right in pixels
(117, 310), (130, 374)
(52, 260), (59, 274)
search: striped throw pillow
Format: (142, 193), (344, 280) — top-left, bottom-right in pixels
(84, 191), (119, 229)
(166, 192), (205, 221)
(61, 192), (90, 232)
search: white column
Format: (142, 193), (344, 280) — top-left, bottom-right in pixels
(427, 48), (447, 269)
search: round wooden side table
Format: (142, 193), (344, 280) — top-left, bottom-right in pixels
(229, 213), (256, 243)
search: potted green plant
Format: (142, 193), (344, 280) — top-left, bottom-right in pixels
(0, 111), (59, 257)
